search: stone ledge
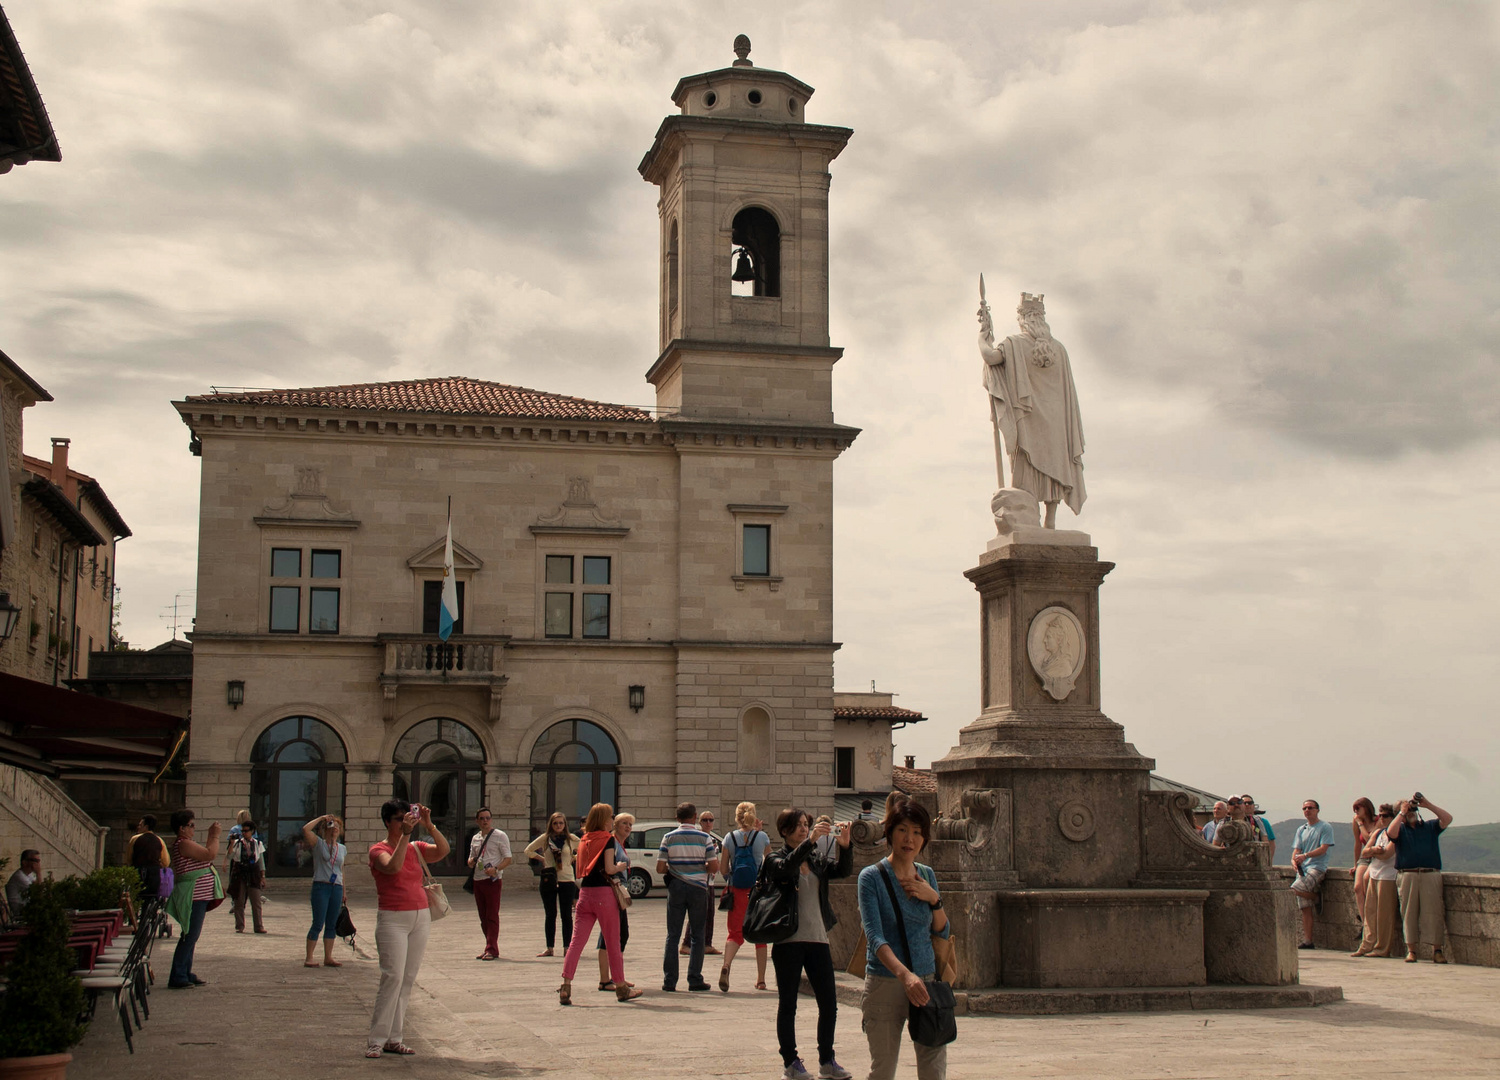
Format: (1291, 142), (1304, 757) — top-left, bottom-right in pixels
(815, 970), (1341, 1015)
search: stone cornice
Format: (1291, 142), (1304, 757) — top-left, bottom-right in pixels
(660, 416), (859, 454)
(175, 402), (668, 449)
(639, 116), (851, 186)
(646, 338), (843, 385)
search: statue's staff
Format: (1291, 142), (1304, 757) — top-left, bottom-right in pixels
(979, 273), (1008, 489)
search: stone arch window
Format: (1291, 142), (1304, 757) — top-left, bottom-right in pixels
(528, 719), (619, 839)
(730, 206), (781, 297)
(667, 219), (680, 313)
(739, 704), (773, 772)
(392, 718), (485, 876)
(249, 716), (347, 876)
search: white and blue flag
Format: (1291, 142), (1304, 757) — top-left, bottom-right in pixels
(439, 516), (459, 641)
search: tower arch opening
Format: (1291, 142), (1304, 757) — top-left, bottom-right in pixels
(730, 206), (781, 297)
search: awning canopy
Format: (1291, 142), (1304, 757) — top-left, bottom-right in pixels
(0, 673), (186, 781)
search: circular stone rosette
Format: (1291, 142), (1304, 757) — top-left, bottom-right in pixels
(1057, 800), (1096, 842)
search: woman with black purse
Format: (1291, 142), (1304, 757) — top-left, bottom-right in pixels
(758, 807), (854, 1080)
(524, 811), (579, 957)
(856, 800), (951, 1080)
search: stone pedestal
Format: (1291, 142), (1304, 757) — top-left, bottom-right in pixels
(930, 541), (1302, 995)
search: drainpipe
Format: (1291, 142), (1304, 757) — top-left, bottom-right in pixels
(52, 537), (69, 686)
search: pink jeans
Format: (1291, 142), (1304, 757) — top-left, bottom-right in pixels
(561, 886), (624, 983)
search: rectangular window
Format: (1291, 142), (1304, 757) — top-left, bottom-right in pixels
(309, 588), (340, 633)
(310, 549), (341, 579)
(269, 586), (300, 632)
(421, 580), (465, 635)
(544, 592), (573, 637)
(271, 548), (302, 578)
(582, 593), (610, 638)
(582, 556), (611, 585)
(742, 524), (771, 576)
(545, 555), (573, 583)
(835, 747), (855, 789)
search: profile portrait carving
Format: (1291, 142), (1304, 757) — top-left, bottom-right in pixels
(1027, 606), (1085, 701)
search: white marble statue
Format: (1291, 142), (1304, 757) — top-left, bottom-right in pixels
(977, 283), (1086, 529)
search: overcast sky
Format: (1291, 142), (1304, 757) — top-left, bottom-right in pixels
(4, 1), (1497, 826)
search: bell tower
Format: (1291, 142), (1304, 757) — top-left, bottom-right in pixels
(638, 36), (852, 423)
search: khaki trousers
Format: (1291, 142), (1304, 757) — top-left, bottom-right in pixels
(1358, 878), (1398, 956)
(1397, 870), (1446, 950)
(861, 973), (946, 1080)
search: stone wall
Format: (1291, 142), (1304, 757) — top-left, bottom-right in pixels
(1278, 866), (1500, 968)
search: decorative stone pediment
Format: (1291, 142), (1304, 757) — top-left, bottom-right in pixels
(406, 536), (484, 571)
(257, 466), (358, 527)
(530, 476), (629, 536)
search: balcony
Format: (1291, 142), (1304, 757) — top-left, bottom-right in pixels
(376, 634), (510, 723)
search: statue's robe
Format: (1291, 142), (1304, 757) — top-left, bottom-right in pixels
(979, 332), (1087, 514)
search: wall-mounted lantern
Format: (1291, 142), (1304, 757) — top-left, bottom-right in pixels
(227, 680), (245, 709)
(0, 591), (21, 642)
(628, 685), (645, 713)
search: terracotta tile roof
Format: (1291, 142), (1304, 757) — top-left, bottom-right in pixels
(834, 705), (927, 723)
(892, 766), (936, 794)
(185, 377), (653, 423)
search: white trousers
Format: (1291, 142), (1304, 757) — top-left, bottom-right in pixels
(368, 907), (431, 1050)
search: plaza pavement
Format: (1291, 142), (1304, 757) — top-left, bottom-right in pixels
(71, 879), (1500, 1079)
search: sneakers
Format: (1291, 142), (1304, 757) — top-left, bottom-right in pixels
(783, 1060), (814, 1080)
(819, 1061), (852, 1080)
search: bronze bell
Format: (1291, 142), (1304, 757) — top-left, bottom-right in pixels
(731, 248), (757, 282)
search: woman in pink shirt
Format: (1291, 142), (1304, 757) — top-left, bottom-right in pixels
(366, 799), (450, 1058)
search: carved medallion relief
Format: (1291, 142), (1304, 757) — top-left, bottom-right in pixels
(1027, 605), (1085, 701)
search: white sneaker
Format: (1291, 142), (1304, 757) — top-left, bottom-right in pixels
(783, 1060), (814, 1080)
(819, 1062), (852, 1080)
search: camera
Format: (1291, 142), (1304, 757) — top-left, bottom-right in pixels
(1412, 793), (1424, 806)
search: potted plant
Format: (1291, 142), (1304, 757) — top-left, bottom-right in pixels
(0, 880), (87, 1078)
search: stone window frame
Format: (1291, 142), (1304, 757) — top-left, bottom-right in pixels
(737, 700), (776, 774)
(530, 536), (623, 642)
(834, 746), (856, 791)
(727, 503), (786, 591)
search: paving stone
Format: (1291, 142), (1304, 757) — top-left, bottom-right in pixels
(71, 882), (1500, 1078)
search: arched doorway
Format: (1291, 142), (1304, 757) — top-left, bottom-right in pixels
(529, 719), (619, 840)
(392, 718), (485, 876)
(249, 716), (347, 876)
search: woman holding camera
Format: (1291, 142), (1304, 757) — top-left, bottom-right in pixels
(762, 807), (854, 1080)
(302, 813), (346, 967)
(366, 800), (449, 1059)
(524, 811), (579, 956)
(857, 800), (950, 1080)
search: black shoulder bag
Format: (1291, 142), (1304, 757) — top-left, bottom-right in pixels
(742, 848), (798, 945)
(877, 862), (957, 1048)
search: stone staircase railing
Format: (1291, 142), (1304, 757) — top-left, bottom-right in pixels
(0, 763), (107, 876)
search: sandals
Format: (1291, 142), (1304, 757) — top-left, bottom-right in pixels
(324, 959), (343, 967)
(754, 980), (768, 991)
(365, 1048), (383, 1059)
(599, 980), (616, 992)
(537, 948), (554, 957)
(616, 984), (644, 1002)
(382, 1042), (415, 1056)
(558, 980), (572, 1006)
(719, 967), (730, 993)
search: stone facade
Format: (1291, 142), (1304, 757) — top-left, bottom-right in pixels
(174, 43), (859, 876)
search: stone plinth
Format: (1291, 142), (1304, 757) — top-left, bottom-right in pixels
(998, 889), (1208, 988)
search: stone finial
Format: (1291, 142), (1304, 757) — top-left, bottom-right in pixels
(732, 34), (753, 67)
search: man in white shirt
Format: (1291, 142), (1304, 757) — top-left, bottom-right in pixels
(5, 850), (40, 915)
(1201, 802), (1228, 843)
(467, 807), (512, 961)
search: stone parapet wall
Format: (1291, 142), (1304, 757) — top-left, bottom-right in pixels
(1277, 866), (1500, 967)
(0, 764), (107, 875)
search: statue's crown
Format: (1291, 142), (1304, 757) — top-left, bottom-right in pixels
(1017, 292), (1045, 316)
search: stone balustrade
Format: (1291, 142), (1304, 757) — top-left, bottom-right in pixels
(1277, 866), (1500, 967)
(375, 633), (510, 722)
(0, 762), (108, 875)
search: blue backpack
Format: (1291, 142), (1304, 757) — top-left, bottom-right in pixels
(729, 830), (762, 889)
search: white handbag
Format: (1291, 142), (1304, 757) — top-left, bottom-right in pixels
(420, 851), (450, 921)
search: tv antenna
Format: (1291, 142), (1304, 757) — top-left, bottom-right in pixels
(159, 592), (197, 641)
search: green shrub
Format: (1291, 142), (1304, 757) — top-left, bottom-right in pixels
(0, 879), (87, 1056)
(51, 866), (142, 911)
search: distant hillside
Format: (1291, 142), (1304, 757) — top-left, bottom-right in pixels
(1270, 818), (1500, 874)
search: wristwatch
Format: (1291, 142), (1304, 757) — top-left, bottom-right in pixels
(928, 898), (944, 911)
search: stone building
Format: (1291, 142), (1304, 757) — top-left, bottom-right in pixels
(173, 41), (859, 875)
(831, 689), (926, 818)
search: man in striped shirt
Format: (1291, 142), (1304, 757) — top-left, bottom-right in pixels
(657, 802), (718, 991)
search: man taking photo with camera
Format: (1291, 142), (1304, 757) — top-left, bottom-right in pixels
(1386, 792), (1454, 964)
